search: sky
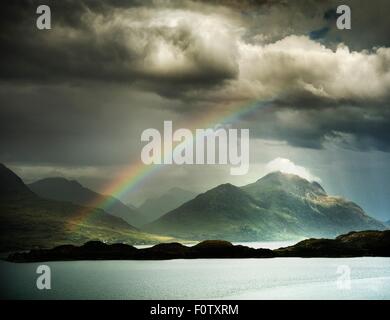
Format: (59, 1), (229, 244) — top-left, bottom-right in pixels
(1, 0), (390, 221)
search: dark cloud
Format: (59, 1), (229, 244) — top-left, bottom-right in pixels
(0, 83), (181, 166)
(1, 0), (390, 168)
(309, 27), (330, 40)
(323, 8), (338, 22)
(0, 0), (238, 95)
(323, 0), (390, 50)
(238, 98), (390, 152)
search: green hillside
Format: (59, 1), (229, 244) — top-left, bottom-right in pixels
(146, 172), (385, 241)
(29, 177), (145, 226)
(0, 164), (174, 252)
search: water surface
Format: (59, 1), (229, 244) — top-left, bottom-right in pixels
(1, 257), (389, 300)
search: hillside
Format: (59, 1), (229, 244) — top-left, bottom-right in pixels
(241, 172), (384, 237)
(0, 164), (174, 252)
(29, 177), (145, 227)
(145, 172), (385, 241)
(138, 187), (197, 224)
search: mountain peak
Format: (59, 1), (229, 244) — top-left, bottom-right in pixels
(146, 168), (384, 241)
(28, 176), (145, 227)
(0, 163), (34, 197)
(213, 183), (236, 191)
(167, 187), (191, 193)
(198, 183), (245, 200)
(175, 182), (254, 213)
(251, 171), (326, 196)
(138, 187), (198, 223)
(259, 171), (308, 182)
(31, 177), (83, 188)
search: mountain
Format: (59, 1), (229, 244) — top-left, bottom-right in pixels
(241, 172), (384, 236)
(145, 172), (385, 241)
(29, 177), (145, 227)
(138, 187), (197, 223)
(242, 171), (327, 200)
(126, 202), (138, 211)
(0, 163), (34, 198)
(0, 164), (174, 252)
(147, 183), (275, 240)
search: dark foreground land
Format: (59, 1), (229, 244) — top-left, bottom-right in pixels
(6, 230), (390, 262)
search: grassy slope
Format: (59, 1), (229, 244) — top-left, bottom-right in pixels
(28, 178), (145, 226)
(0, 195), (174, 252)
(146, 184), (302, 241)
(146, 173), (385, 241)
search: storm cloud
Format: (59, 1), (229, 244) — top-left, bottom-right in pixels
(1, 0), (390, 186)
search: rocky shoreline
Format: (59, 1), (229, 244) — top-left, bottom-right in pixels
(6, 230), (390, 262)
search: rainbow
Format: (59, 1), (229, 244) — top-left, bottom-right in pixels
(68, 98), (275, 229)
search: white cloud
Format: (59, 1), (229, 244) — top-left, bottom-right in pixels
(85, 7), (241, 82)
(216, 35), (390, 102)
(29, 4), (390, 104)
(265, 157), (321, 182)
(109, 5), (390, 103)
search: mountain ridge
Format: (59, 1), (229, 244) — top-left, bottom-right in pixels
(138, 187), (197, 224)
(0, 163), (35, 198)
(29, 177), (145, 227)
(0, 164), (174, 252)
(146, 172), (385, 241)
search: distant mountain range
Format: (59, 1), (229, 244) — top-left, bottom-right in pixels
(0, 164), (174, 252)
(137, 187), (197, 223)
(29, 177), (144, 227)
(145, 172), (386, 241)
(0, 163), (387, 251)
